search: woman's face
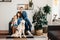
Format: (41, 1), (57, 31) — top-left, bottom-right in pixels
(14, 16), (17, 19)
(18, 13), (21, 17)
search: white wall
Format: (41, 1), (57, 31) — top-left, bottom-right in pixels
(46, 0), (52, 24)
(0, 0), (51, 30)
(59, 0), (60, 17)
(47, 0), (60, 25)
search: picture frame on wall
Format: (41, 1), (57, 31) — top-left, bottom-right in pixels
(4, 0), (11, 2)
(0, 0), (3, 2)
(0, 0), (11, 2)
(17, 4), (34, 10)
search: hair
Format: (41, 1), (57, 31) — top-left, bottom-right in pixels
(16, 11), (22, 18)
(20, 7), (23, 9)
(13, 15), (18, 19)
(14, 15), (17, 17)
(11, 15), (18, 22)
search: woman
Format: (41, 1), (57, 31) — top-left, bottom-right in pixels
(11, 12), (26, 38)
(16, 11), (23, 25)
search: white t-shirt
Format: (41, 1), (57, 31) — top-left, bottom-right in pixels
(11, 19), (18, 27)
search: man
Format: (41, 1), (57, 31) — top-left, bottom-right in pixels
(18, 7), (33, 36)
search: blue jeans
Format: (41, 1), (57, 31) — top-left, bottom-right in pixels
(25, 18), (32, 32)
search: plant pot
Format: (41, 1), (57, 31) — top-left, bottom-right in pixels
(43, 25), (48, 33)
(36, 29), (43, 36)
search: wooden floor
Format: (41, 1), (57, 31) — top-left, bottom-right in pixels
(0, 37), (48, 40)
(0, 33), (48, 40)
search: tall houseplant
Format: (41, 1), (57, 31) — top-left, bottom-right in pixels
(32, 5), (51, 35)
(43, 5), (51, 33)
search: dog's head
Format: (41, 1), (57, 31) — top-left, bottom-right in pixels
(21, 20), (25, 24)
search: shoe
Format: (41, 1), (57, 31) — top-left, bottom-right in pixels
(27, 31), (33, 36)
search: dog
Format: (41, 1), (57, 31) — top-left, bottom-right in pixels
(11, 20), (26, 38)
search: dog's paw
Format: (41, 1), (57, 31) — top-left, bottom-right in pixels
(20, 37), (22, 38)
(19, 36), (22, 38)
(23, 35), (26, 38)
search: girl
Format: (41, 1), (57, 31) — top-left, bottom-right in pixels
(11, 15), (18, 34)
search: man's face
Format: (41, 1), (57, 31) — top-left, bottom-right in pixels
(19, 7), (23, 12)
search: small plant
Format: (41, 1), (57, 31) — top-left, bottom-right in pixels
(29, 0), (33, 7)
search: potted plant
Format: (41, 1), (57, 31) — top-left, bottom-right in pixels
(32, 5), (51, 35)
(32, 8), (45, 35)
(43, 5), (51, 33)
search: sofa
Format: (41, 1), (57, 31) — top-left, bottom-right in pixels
(48, 25), (60, 40)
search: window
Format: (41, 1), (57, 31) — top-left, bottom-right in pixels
(52, 0), (59, 19)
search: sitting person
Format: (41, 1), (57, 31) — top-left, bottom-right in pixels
(18, 7), (33, 36)
(11, 12), (26, 38)
(11, 12), (22, 34)
(11, 15), (18, 34)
